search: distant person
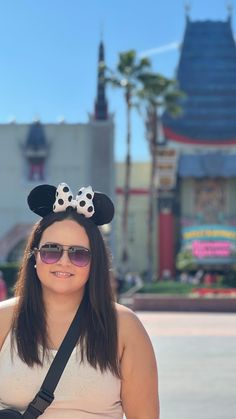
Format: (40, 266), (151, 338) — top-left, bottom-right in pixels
(116, 269), (126, 296)
(193, 269), (204, 285)
(203, 272), (215, 285)
(179, 271), (189, 283)
(0, 271), (7, 301)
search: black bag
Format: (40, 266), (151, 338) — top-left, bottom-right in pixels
(0, 389), (54, 419)
(0, 409), (23, 418)
(0, 303), (83, 419)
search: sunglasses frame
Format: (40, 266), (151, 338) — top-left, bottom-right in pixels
(33, 243), (91, 267)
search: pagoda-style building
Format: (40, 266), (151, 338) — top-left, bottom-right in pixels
(159, 13), (236, 277)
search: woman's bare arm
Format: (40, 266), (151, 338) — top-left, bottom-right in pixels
(117, 305), (160, 419)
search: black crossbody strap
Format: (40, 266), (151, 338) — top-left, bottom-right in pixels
(23, 301), (83, 419)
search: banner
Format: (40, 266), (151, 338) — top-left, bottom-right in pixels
(181, 225), (236, 264)
(156, 149), (178, 190)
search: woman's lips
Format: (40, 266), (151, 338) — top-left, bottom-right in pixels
(51, 271), (73, 278)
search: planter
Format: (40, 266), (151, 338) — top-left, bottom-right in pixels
(132, 293), (236, 312)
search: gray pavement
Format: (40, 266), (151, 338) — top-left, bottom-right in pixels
(137, 312), (236, 419)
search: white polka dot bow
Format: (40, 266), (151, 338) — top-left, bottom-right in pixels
(53, 183), (95, 218)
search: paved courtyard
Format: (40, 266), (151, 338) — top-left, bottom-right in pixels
(136, 311), (236, 419)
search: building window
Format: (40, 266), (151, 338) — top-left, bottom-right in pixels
(28, 162), (45, 181)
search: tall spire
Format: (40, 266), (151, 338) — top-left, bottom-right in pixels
(184, 1), (191, 21)
(227, 1), (233, 22)
(94, 41), (108, 120)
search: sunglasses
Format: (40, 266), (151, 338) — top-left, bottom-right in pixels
(34, 243), (91, 267)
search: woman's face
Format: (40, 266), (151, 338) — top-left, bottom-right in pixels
(35, 219), (91, 298)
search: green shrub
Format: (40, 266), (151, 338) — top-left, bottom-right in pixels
(139, 279), (234, 295)
(223, 271), (236, 287)
(139, 280), (195, 294)
(176, 250), (196, 271)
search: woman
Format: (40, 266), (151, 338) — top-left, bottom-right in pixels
(0, 183), (159, 418)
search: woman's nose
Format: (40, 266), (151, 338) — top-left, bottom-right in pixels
(58, 250), (71, 265)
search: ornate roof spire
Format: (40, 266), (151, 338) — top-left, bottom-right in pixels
(94, 39), (108, 120)
(227, 1), (233, 21)
(185, 1), (191, 21)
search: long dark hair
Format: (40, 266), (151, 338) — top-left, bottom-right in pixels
(11, 210), (119, 376)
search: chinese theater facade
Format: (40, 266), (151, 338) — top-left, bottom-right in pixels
(159, 16), (236, 278)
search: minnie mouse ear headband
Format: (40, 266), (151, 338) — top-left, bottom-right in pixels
(27, 183), (115, 226)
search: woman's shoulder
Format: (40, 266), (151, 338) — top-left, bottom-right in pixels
(0, 297), (18, 350)
(115, 302), (136, 318)
(115, 301), (141, 320)
(115, 303), (157, 376)
(115, 302), (148, 340)
(0, 296), (18, 314)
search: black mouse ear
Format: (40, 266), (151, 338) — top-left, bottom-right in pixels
(27, 184), (57, 217)
(91, 192), (115, 225)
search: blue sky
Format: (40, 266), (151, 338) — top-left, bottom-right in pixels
(0, 0), (234, 161)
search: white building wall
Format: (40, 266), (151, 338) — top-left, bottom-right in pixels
(115, 162), (156, 274)
(0, 119), (115, 260)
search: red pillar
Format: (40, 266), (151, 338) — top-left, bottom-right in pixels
(158, 209), (175, 278)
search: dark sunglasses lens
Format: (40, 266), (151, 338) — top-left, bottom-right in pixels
(69, 247), (91, 267)
(40, 245), (62, 264)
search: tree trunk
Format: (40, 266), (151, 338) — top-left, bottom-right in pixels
(121, 89), (132, 273)
(146, 106), (158, 282)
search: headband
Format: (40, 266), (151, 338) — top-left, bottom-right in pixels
(27, 183), (115, 226)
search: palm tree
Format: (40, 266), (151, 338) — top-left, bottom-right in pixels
(137, 72), (183, 281)
(106, 50), (150, 273)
